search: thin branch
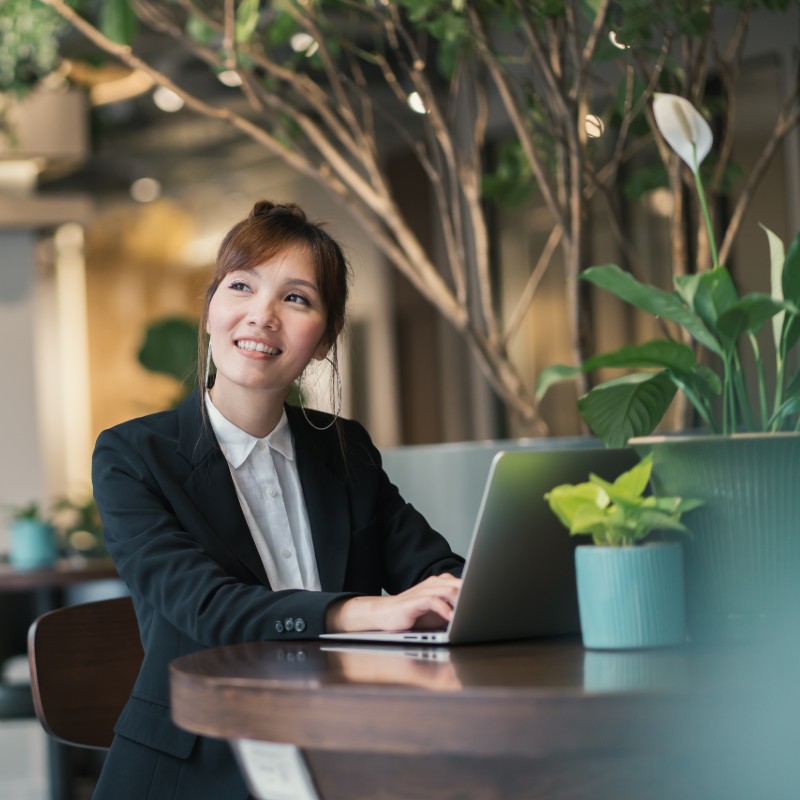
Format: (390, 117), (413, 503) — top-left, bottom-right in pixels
(503, 226), (562, 345)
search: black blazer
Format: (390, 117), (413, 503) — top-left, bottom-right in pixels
(91, 392), (463, 799)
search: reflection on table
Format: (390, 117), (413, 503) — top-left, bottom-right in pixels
(170, 637), (800, 800)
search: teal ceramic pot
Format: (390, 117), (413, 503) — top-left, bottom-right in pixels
(575, 542), (686, 650)
(631, 434), (800, 642)
(10, 519), (58, 570)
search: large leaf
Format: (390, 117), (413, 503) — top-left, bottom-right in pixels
(581, 265), (722, 355)
(762, 224), (786, 351)
(716, 294), (789, 349)
(577, 371), (678, 448)
(689, 267), (739, 338)
(781, 231), (800, 352)
(781, 229), (800, 306)
(535, 340), (696, 401)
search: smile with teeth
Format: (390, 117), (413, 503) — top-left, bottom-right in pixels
(236, 340), (281, 355)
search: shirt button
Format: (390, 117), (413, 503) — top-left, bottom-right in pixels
(268, 488), (278, 498)
(281, 548), (292, 559)
(257, 441), (267, 451)
(274, 621), (284, 634)
(284, 618), (295, 632)
(294, 618), (306, 633)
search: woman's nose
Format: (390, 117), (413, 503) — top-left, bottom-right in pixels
(248, 299), (280, 329)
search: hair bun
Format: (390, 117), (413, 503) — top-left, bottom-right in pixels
(250, 201), (307, 222)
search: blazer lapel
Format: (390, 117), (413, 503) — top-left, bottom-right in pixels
(177, 393), (268, 586)
(288, 407), (351, 592)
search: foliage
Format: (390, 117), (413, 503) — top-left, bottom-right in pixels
(52, 494), (106, 555)
(545, 454), (702, 546)
(11, 1), (800, 431)
(6, 500), (49, 522)
(137, 316), (199, 397)
(537, 94), (800, 446)
(0, 0), (66, 97)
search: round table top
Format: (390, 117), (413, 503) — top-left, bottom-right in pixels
(168, 637), (763, 759)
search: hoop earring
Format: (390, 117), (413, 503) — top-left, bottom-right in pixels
(205, 341), (215, 390)
(300, 356), (342, 431)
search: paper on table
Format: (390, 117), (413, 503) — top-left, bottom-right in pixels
(232, 740), (320, 800)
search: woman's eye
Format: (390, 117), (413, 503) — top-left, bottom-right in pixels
(285, 292), (310, 306)
(228, 280), (251, 292)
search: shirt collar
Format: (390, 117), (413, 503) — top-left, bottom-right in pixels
(205, 393), (294, 468)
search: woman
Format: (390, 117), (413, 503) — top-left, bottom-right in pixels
(90, 201), (464, 799)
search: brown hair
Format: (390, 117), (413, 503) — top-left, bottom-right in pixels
(198, 201), (350, 407)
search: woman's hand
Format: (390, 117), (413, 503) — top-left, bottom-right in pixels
(325, 574), (462, 633)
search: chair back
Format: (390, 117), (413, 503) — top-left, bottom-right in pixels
(27, 595), (143, 749)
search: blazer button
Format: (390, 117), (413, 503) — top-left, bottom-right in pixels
(294, 618), (306, 633)
(284, 618), (295, 632)
(274, 621), (284, 634)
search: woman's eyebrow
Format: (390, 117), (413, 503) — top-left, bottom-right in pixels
(285, 278), (320, 292)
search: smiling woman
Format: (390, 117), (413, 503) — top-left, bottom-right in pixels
(89, 200), (465, 800)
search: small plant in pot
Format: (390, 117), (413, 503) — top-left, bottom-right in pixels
(545, 455), (702, 650)
(6, 501), (58, 571)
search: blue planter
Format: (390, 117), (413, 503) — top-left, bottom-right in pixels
(575, 542), (686, 650)
(10, 519), (58, 570)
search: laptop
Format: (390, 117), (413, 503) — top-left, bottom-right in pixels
(321, 446), (637, 645)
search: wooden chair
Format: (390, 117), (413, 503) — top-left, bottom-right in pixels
(27, 595), (143, 748)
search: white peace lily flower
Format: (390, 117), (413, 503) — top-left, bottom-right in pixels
(653, 93), (713, 174)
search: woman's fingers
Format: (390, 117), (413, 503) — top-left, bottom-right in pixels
(325, 574), (463, 633)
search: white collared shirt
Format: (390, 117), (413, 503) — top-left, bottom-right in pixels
(205, 394), (321, 591)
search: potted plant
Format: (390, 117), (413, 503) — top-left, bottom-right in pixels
(545, 455), (701, 650)
(52, 495), (106, 561)
(7, 501), (58, 571)
(538, 94), (800, 641)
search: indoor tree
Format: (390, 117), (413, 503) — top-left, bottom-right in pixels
(18, 0), (800, 432)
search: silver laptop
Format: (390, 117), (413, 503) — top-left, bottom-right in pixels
(321, 446), (637, 645)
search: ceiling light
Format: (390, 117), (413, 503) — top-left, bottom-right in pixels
(217, 70), (243, 87)
(608, 30), (630, 50)
(152, 86), (184, 113)
(130, 177), (162, 203)
(407, 91), (427, 115)
(290, 33), (319, 56)
(585, 114), (604, 138)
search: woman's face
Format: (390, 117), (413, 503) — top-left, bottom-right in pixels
(206, 245), (330, 415)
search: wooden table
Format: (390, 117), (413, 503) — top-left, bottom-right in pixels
(170, 637), (800, 799)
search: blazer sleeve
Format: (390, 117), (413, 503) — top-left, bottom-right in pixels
(93, 427), (354, 646)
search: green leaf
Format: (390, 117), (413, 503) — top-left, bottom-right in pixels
(610, 453), (652, 498)
(186, 13), (217, 46)
(780, 229), (800, 305)
(544, 482), (608, 530)
(581, 265), (722, 355)
(577, 371), (678, 447)
(535, 340), (695, 401)
(716, 294), (789, 348)
(137, 317), (199, 387)
(235, 0), (261, 44)
(690, 267), (739, 337)
(99, 0), (138, 45)
(536, 363), (583, 400)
